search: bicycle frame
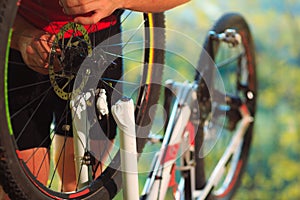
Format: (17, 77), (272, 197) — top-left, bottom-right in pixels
(70, 28), (254, 200)
(140, 81), (196, 200)
(70, 90), (95, 188)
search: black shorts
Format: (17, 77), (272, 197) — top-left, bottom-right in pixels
(9, 23), (123, 150)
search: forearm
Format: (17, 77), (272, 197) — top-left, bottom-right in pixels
(10, 14), (35, 50)
(62, 0), (191, 24)
(10, 13), (55, 74)
(122, 0), (190, 13)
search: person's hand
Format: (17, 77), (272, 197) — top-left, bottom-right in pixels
(59, 0), (122, 24)
(19, 29), (55, 74)
(12, 14), (58, 74)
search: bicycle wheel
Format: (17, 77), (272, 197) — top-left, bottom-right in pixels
(0, 1), (165, 199)
(194, 13), (257, 199)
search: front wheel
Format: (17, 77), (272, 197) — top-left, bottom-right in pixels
(0, 0), (165, 198)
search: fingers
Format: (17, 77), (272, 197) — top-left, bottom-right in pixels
(61, 0), (117, 24)
(35, 39), (49, 61)
(34, 35), (53, 64)
(63, 1), (100, 16)
(25, 46), (45, 67)
(40, 34), (54, 53)
(61, 0), (95, 15)
(24, 33), (55, 74)
(33, 34), (62, 74)
(74, 11), (106, 25)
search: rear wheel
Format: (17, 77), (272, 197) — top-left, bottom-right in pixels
(0, 0), (165, 199)
(194, 13), (257, 199)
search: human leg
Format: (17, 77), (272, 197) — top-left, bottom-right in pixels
(17, 148), (50, 185)
(52, 135), (77, 192)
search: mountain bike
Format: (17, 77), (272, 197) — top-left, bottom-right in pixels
(0, 0), (256, 199)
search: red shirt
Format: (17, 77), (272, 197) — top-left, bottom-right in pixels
(19, 0), (117, 34)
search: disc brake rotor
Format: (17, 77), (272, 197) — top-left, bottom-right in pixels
(49, 22), (92, 100)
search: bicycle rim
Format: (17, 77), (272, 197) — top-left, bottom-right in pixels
(194, 13), (257, 200)
(0, 0), (165, 199)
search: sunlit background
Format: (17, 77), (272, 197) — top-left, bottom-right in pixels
(165, 0), (300, 199)
(1, 1), (299, 200)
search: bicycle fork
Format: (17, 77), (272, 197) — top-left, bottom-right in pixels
(112, 98), (140, 200)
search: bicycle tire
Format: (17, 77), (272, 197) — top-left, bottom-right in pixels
(0, 0), (165, 199)
(194, 13), (256, 200)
